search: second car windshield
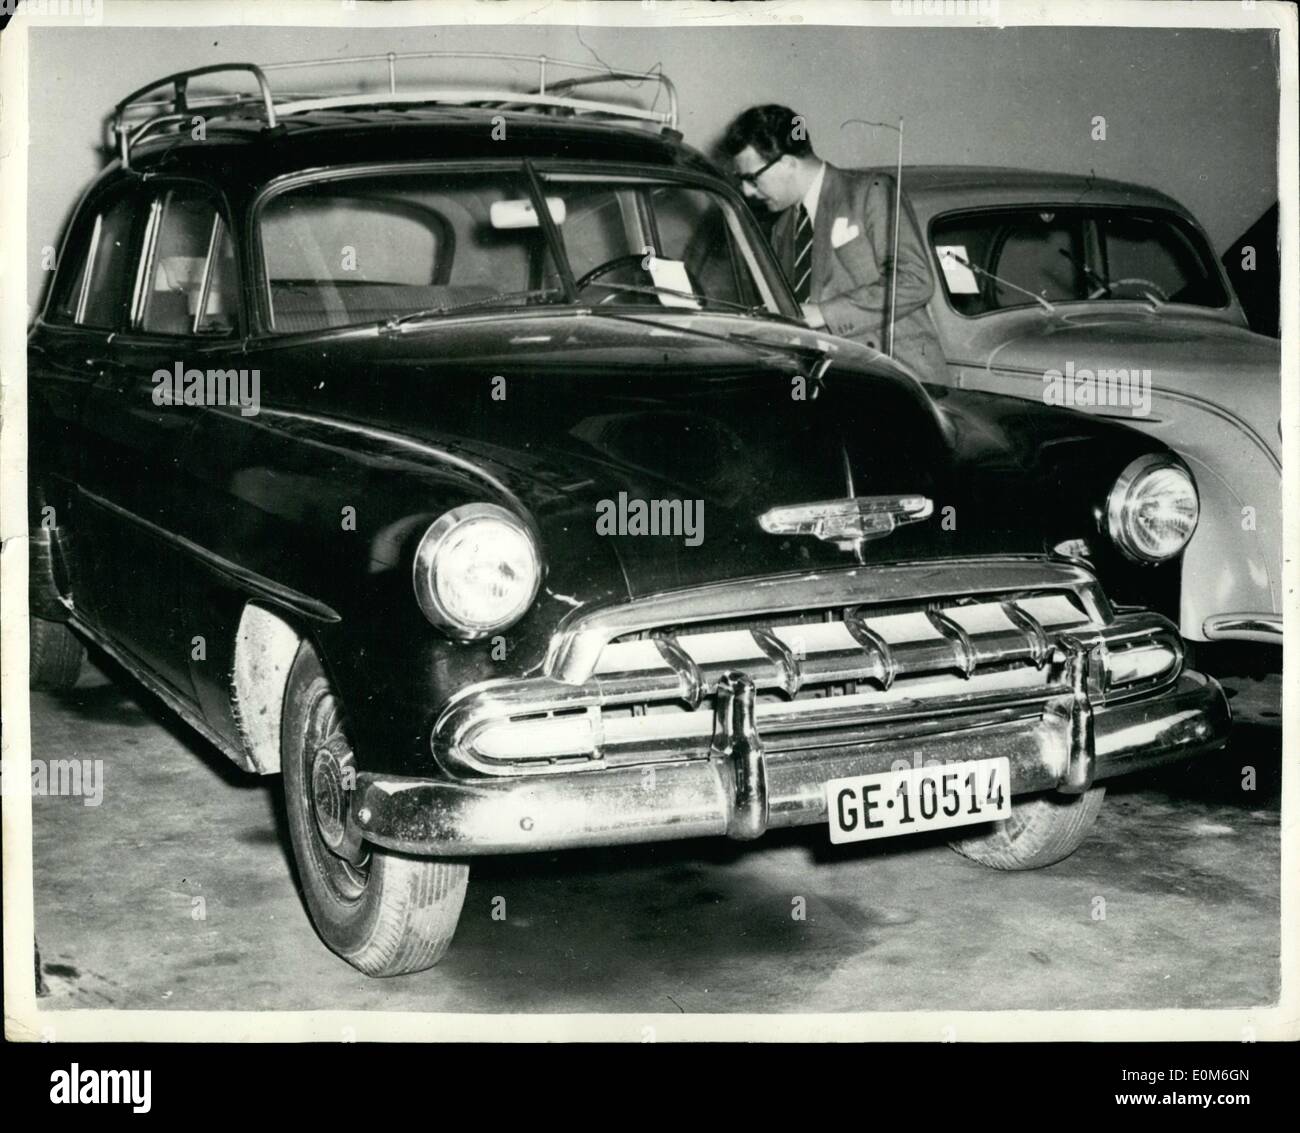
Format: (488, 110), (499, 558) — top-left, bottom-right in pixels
(931, 206), (1229, 315)
(259, 167), (788, 333)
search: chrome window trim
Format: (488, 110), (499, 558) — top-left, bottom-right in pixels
(129, 195), (164, 328)
(74, 213), (103, 325)
(193, 213), (224, 335)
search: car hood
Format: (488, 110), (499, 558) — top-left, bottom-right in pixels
(258, 312), (1152, 599)
(982, 309), (1281, 444)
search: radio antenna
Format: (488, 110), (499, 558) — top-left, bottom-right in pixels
(840, 116), (904, 358)
(887, 117), (903, 360)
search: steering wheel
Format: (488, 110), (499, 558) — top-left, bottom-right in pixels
(1100, 277), (1170, 302)
(574, 253), (652, 291)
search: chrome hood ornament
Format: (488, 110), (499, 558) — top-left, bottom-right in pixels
(758, 495), (934, 553)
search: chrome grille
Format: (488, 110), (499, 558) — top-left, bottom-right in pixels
(434, 560), (1183, 776)
(592, 592), (1088, 710)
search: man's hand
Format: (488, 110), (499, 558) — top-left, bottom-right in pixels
(801, 302), (826, 328)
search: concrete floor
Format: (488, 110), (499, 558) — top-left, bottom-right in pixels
(29, 649), (1281, 1013)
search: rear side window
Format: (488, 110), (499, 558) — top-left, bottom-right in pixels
(54, 194), (138, 328)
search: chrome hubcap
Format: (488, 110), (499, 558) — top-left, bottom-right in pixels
(310, 733), (365, 865)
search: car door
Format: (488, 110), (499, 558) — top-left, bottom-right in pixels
(29, 182), (149, 626)
(76, 180), (243, 698)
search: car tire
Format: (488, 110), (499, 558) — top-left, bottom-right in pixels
(30, 616), (85, 691)
(281, 643), (468, 976)
(948, 786), (1105, 870)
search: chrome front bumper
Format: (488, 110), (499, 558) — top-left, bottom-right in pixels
(1202, 612), (1283, 645)
(351, 665), (1230, 857)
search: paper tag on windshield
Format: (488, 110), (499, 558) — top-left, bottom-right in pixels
(647, 257), (702, 309)
(936, 245), (980, 295)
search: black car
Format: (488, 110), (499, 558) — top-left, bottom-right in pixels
(29, 53), (1229, 976)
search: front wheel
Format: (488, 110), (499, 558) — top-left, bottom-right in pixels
(30, 616), (85, 690)
(948, 786), (1106, 870)
(282, 645), (468, 976)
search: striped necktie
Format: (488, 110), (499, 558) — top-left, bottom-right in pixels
(792, 203), (813, 302)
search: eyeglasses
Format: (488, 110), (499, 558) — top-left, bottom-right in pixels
(735, 154), (783, 187)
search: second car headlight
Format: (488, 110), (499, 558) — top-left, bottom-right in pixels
(1105, 455), (1199, 563)
(413, 503), (541, 639)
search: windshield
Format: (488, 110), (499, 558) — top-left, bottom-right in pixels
(258, 167), (793, 333)
(931, 206), (1229, 316)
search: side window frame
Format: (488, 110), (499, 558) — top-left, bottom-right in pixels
(128, 179), (243, 341)
(46, 182), (147, 331)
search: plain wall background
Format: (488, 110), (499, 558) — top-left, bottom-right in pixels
(25, 23), (1280, 307)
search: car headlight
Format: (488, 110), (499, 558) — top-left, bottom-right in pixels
(1105, 454), (1199, 563)
(413, 503), (541, 639)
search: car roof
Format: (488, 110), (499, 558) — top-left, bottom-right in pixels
(898, 165), (1193, 219)
(123, 108), (715, 188)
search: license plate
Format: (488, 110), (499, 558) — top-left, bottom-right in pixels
(825, 757), (1011, 845)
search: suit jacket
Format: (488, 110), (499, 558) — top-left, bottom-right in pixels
(771, 163), (947, 383)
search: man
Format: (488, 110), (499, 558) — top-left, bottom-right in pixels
(722, 104), (946, 383)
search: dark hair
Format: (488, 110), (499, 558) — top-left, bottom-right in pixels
(721, 104), (814, 160)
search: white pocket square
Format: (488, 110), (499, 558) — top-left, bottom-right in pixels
(830, 217), (860, 248)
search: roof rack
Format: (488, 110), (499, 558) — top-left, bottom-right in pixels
(111, 52), (678, 167)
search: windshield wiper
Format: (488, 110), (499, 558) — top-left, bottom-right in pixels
(380, 287), (565, 332)
(580, 280), (774, 318)
(587, 306), (832, 375)
(378, 280), (788, 336)
(941, 250), (1057, 315)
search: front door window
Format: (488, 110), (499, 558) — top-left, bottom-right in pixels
(138, 188), (239, 337)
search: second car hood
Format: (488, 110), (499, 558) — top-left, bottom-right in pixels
(983, 309), (1281, 445)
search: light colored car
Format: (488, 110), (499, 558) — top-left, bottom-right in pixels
(904, 167), (1282, 646)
